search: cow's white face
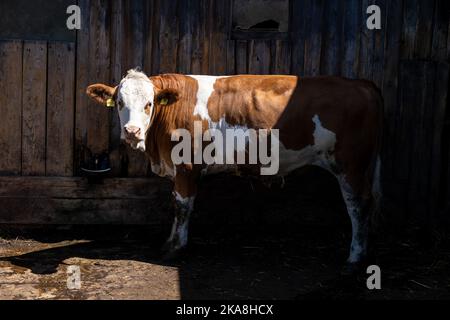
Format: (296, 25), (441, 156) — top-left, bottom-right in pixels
(86, 69), (180, 153)
(116, 70), (155, 152)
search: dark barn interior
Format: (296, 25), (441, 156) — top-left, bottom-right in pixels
(0, 0), (450, 299)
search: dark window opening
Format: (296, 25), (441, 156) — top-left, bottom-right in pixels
(237, 19), (281, 32)
(231, 0), (289, 40)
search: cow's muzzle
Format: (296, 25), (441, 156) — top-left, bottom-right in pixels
(125, 125), (141, 137)
(124, 125), (145, 151)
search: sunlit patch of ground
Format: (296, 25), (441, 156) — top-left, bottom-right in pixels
(0, 237), (180, 300)
(1, 225), (450, 300)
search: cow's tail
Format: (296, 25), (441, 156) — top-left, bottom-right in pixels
(369, 85), (384, 231)
(371, 155), (382, 219)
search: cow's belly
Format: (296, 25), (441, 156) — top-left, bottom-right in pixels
(277, 143), (336, 176)
(200, 144), (335, 178)
(276, 114), (338, 176)
(201, 164), (239, 176)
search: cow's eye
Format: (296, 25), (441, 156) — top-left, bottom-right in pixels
(144, 103), (152, 115)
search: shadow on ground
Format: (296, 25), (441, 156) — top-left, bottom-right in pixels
(1, 168), (450, 299)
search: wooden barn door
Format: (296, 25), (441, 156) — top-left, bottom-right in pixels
(1, 0), (449, 227)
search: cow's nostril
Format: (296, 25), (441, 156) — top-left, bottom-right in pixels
(125, 126), (140, 135)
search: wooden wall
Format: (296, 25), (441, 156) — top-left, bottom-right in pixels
(0, 41), (75, 177)
(0, 0), (449, 225)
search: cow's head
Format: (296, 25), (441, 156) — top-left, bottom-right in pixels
(86, 69), (178, 152)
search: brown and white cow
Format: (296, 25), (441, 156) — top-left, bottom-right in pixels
(87, 69), (383, 265)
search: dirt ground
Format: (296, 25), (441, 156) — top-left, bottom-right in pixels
(1, 223), (450, 300)
(1, 170), (450, 300)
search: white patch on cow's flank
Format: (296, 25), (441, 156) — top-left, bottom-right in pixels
(312, 115), (336, 152)
(276, 114), (338, 176)
(188, 75), (228, 121)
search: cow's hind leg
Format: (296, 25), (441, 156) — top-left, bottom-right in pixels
(337, 175), (371, 266)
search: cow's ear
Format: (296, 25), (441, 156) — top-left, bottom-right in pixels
(86, 84), (116, 106)
(155, 88), (180, 106)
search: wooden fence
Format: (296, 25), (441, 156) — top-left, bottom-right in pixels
(0, 0), (449, 226)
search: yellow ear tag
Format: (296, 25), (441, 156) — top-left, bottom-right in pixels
(106, 98), (115, 108)
(160, 98), (169, 106)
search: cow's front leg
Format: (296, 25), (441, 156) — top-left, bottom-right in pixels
(164, 192), (195, 253)
(162, 166), (198, 259)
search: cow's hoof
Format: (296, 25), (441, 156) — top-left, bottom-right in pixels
(160, 242), (186, 262)
(161, 249), (179, 262)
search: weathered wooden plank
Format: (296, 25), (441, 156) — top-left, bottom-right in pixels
(110, 0), (124, 84)
(430, 63), (449, 216)
(0, 176), (170, 199)
(226, 40), (236, 75)
(109, 0), (125, 177)
(341, 0), (361, 78)
(271, 40), (291, 75)
(86, 0), (111, 157)
(248, 40), (271, 75)
(371, 0), (387, 87)
(320, 0), (343, 76)
(208, 0), (231, 75)
(395, 61), (424, 183)
(290, 0), (306, 75)
(235, 40), (248, 74)
(352, 0), (387, 84)
(0, 40), (23, 176)
(407, 62), (434, 219)
(0, 177), (171, 224)
(447, 116), (450, 213)
(46, 42), (75, 177)
(150, 0), (162, 75)
(381, 0), (404, 189)
(143, 0), (156, 74)
(158, 0), (179, 73)
(303, 0), (324, 76)
(431, 0), (450, 61)
(391, 60), (415, 221)
(177, 0), (194, 74)
(395, 61), (418, 184)
(22, 41), (47, 176)
(401, 0), (419, 59)
(124, 0), (145, 70)
(448, 15), (450, 60)
(191, 0), (209, 74)
(74, 0), (92, 176)
(414, 0), (435, 59)
(0, 198), (170, 225)
(358, 0), (375, 80)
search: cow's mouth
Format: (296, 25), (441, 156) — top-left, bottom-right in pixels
(126, 139), (146, 152)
